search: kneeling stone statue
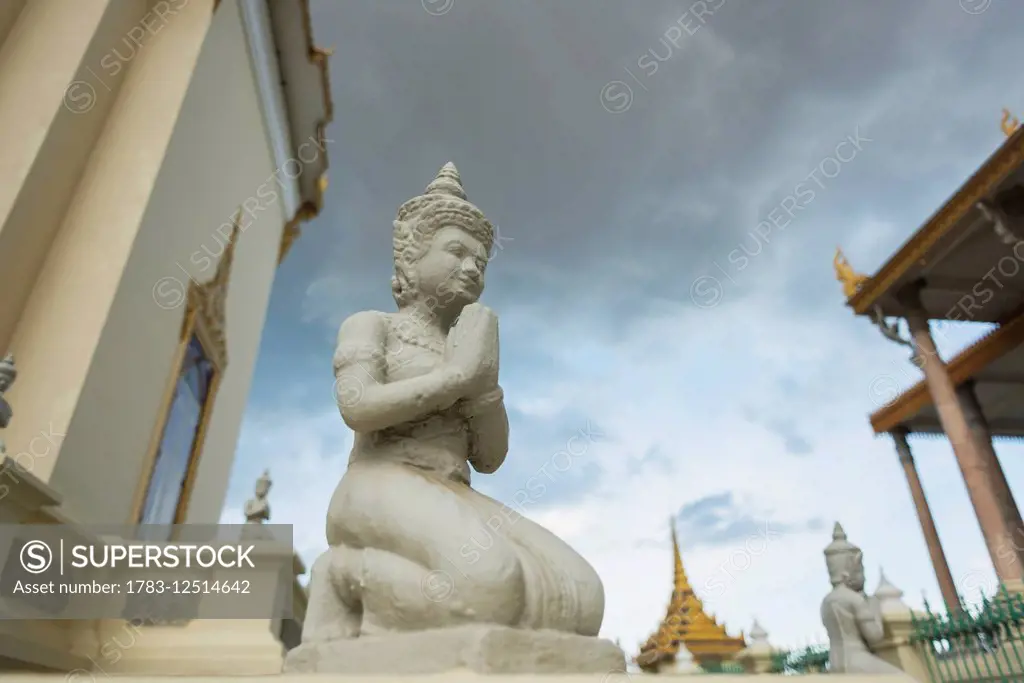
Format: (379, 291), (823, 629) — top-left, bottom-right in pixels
(284, 163), (625, 675)
(821, 523), (914, 678)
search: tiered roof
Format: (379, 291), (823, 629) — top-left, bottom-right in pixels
(636, 519), (746, 671)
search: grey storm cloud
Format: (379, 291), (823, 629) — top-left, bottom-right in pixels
(631, 491), (825, 550)
(673, 492), (825, 549)
(241, 0), (1023, 499)
(283, 0), (1021, 339)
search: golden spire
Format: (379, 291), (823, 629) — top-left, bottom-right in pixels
(1002, 109), (1020, 138)
(670, 517), (687, 596)
(833, 247), (869, 299)
(636, 519), (746, 671)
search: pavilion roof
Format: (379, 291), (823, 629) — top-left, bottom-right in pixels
(839, 114), (1024, 323)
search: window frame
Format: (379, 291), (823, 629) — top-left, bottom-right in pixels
(129, 211), (240, 526)
(130, 309), (224, 526)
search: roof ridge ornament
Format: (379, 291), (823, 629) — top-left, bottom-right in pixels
(835, 247), (915, 361)
(1002, 108), (1020, 138)
(833, 247), (869, 299)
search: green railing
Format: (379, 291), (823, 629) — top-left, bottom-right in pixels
(769, 645), (830, 674)
(910, 586), (1024, 682)
(699, 660), (746, 674)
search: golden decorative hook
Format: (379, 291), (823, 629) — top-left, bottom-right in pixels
(834, 247), (868, 299)
(1002, 108), (1020, 137)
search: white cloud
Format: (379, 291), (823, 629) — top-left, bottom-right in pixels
(232, 259), (1023, 654)
(497, 276), (1017, 651)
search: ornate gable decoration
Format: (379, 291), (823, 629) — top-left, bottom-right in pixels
(184, 209), (241, 371)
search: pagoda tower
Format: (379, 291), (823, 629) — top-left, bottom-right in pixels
(636, 519), (746, 672)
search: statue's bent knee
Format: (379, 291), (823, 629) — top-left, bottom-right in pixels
(447, 544), (525, 625)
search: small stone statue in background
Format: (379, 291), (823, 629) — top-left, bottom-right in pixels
(241, 469), (272, 539)
(0, 354), (16, 461)
(821, 522), (907, 676)
(0, 354), (16, 433)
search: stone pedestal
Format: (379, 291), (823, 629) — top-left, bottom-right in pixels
(0, 672), (928, 683)
(0, 456), (101, 671)
(283, 625), (626, 675)
(868, 571), (929, 682)
(737, 644), (775, 673)
(102, 540), (294, 676)
(873, 608), (930, 683)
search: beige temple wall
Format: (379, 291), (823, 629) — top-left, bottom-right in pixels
(0, 1), (27, 48)
(45, 0), (289, 524)
(0, 0), (147, 355)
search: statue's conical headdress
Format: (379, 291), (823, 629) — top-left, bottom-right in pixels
(424, 162), (467, 199)
(394, 162), (493, 252)
(824, 522), (861, 586)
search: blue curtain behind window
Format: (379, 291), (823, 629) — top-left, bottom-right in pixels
(139, 335), (214, 536)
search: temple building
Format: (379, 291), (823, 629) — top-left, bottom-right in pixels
(835, 110), (1024, 611)
(0, 0), (331, 673)
(636, 520), (746, 673)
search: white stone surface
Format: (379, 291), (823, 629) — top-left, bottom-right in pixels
(284, 624), (626, 675)
(4, 675), (918, 683)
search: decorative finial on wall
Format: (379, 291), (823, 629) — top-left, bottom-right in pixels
(749, 619), (769, 646)
(875, 567), (908, 614)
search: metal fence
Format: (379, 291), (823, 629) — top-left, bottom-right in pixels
(698, 660), (746, 674)
(910, 587), (1024, 683)
(770, 645), (830, 674)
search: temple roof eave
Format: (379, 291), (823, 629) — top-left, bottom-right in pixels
(847, 127), (1024, 321)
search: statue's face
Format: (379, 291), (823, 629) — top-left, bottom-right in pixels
(415, 226), (487, 309)
(255, 481), (270, 497)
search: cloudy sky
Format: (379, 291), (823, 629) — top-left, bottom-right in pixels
(221, 0), (1024, 653)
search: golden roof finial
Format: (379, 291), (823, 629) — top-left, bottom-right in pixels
(1002, 109), (1020, 138)
(834, 247), (869, 299)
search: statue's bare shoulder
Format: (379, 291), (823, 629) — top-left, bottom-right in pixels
(333, 310), (391, 374)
